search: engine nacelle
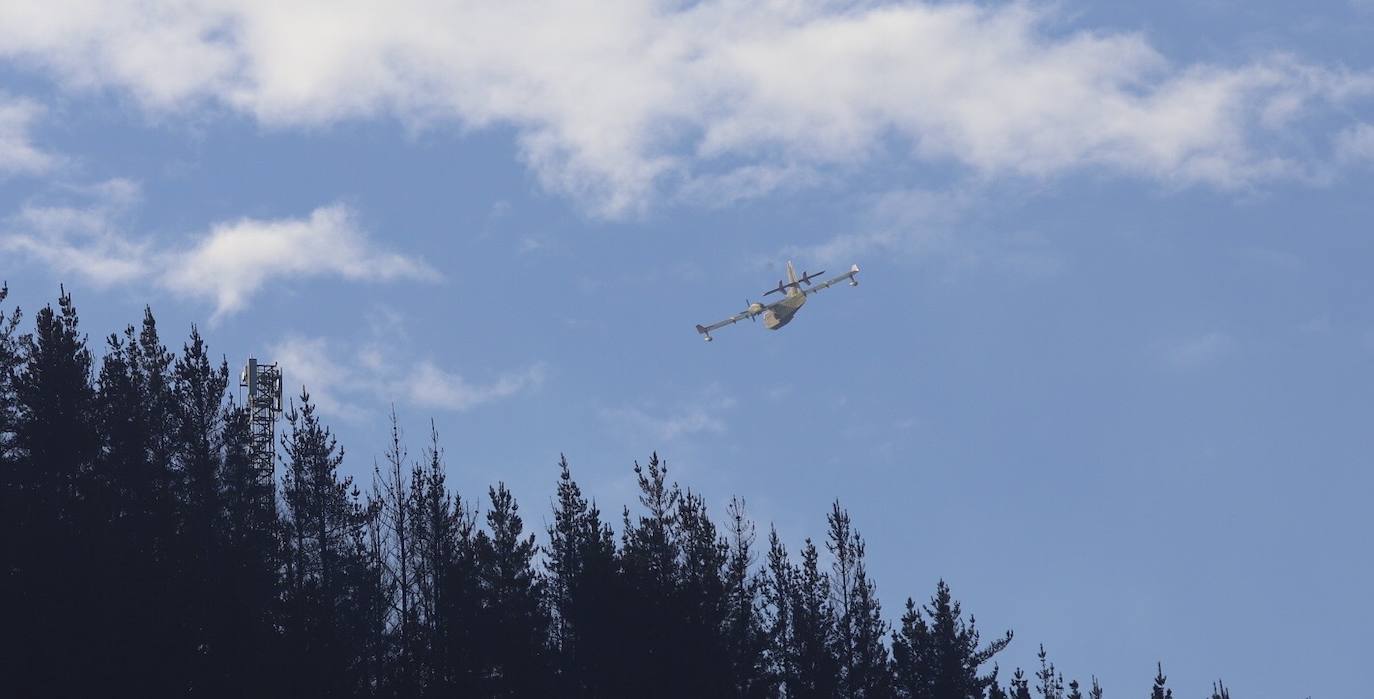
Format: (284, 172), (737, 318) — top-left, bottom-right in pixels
(849, 279), (859, 287)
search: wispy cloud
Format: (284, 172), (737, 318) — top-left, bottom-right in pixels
(0, 94), (55, 176)
(269, 332), (546, 422)
(2, 3), (1371, 214)
(0, 184), (436, 320)
(1334, 122), (1374, 164)
(600, 389), (736, 442)
(271, 335), (371, 423)
(0, 179), (147, 284)
(402, 361), (547, 412)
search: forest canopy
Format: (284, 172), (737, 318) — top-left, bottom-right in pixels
(0, 286), (1232, 698)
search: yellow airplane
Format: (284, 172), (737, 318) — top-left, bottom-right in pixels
(695, 261), (859, 342)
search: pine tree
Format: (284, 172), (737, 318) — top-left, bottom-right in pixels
(1035, 644), (1065, 699)
(374, 406), (419, 690)
(675, 489), (730, 695)
(218, 393), (282, 696)
(410, 421), (464, 693)
(475, 482), (550, 696)
(619, 453), (683, 691)
(891, 579), (1013, 699)
(762, 527), (797, 691)
(10, 289), (101, 695)
(93, 317), (184, 692)
(545, 454), (619, 697)
(0, 284), (21, 685)
(1209, 680), (1231, 699)
(1150, 663), (1173, 699)
(791, 538), (839, 698)
(171, 321), (232, 692)
(1067, 678), (1084, 699)
(0, 283), (20, 462)
(279, 389), (373, 696)
(1010, 668), (1033, 699)
(722, 498), (772, 698)
(826, 501), (891, 697)
(1089, 675), (1104, 699)
(434, 489), (482, 695)
(988, 675), (1011, 699)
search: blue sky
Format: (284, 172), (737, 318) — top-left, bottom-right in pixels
(2, 1), (1373, 695)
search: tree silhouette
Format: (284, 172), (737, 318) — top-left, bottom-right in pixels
(1150, 663), (1173, 699)
(892, 579), (1013, 699)
(0, 285), (1252, 698)
(475, 482), (550, 696)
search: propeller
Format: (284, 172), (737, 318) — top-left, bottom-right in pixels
(746, 299), (759, 321)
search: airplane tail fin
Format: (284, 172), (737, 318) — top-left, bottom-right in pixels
(786, 261), (800, 296)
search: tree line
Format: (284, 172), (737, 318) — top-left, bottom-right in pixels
(0, 286), (1236, 698)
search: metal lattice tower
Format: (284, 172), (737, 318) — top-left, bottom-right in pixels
(241, 357), (283, 489)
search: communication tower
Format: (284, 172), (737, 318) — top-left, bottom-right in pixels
(241, 357), (283, 489)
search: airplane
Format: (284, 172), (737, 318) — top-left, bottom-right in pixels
(695, 261), (859, 342)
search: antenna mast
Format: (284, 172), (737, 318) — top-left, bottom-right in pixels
(241, 357), (283, 491)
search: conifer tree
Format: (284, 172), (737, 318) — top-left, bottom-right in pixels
(826, 501), (891, 697)
(891, 579), (1013, 699)
(762, 527), (797, 691)
(218, 395), (281, 695)
(410, 422), (464, 692)
(11, 289), (100, 695)
(172, 322), (233, 690)
(0, 285), (18, 624)
(375, 406), (419, 688)
(93, 319), (183, 692)
(434, 490), (482, 695)
(1010, 668), (1033, 699)
(545, 454), (619, 696)
(0, 284), (19, 462)
(988, 675), (1011, 699)
(1150, 663), (1173, 699)
(619, 453), (683, 690)
(1209, 680), (1231, 699)
(1067, 678), (1084, 699)
(675, 489), (731, 695)
(279, 389), (373, 695)
(475, 482), (550, 696)
(722, 498), (772, 698)
(1035, 644), (1065, 699)
(791, 539), (839, 698)
(1089, 676), (1104, 699)
(0, 285), (20, 685)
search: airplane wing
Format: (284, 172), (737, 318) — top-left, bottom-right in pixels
(802, 264), (860, 296)
(695, 303), (767, 341)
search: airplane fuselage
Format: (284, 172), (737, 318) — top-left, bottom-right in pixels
(764, 290), (806, 329)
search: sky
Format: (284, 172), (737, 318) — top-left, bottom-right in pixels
(2, 0), (1372, 695)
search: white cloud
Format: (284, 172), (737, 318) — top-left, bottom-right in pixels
(162, 204), (438, 319)
(0, 94), (55, 176)
(785, 187), (969, 266)
(1161, 331), (1234, 369)
(271, 335), (370, 422)
(401, 361), (547, 412)
(1, 189), (435, 319)
(1, 2), (1370, 215)
(0, 179), (147, 285)
(1335, 122), (1374, 163)
(269, 333), (545, 421)
(600, 391), (737, 442)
